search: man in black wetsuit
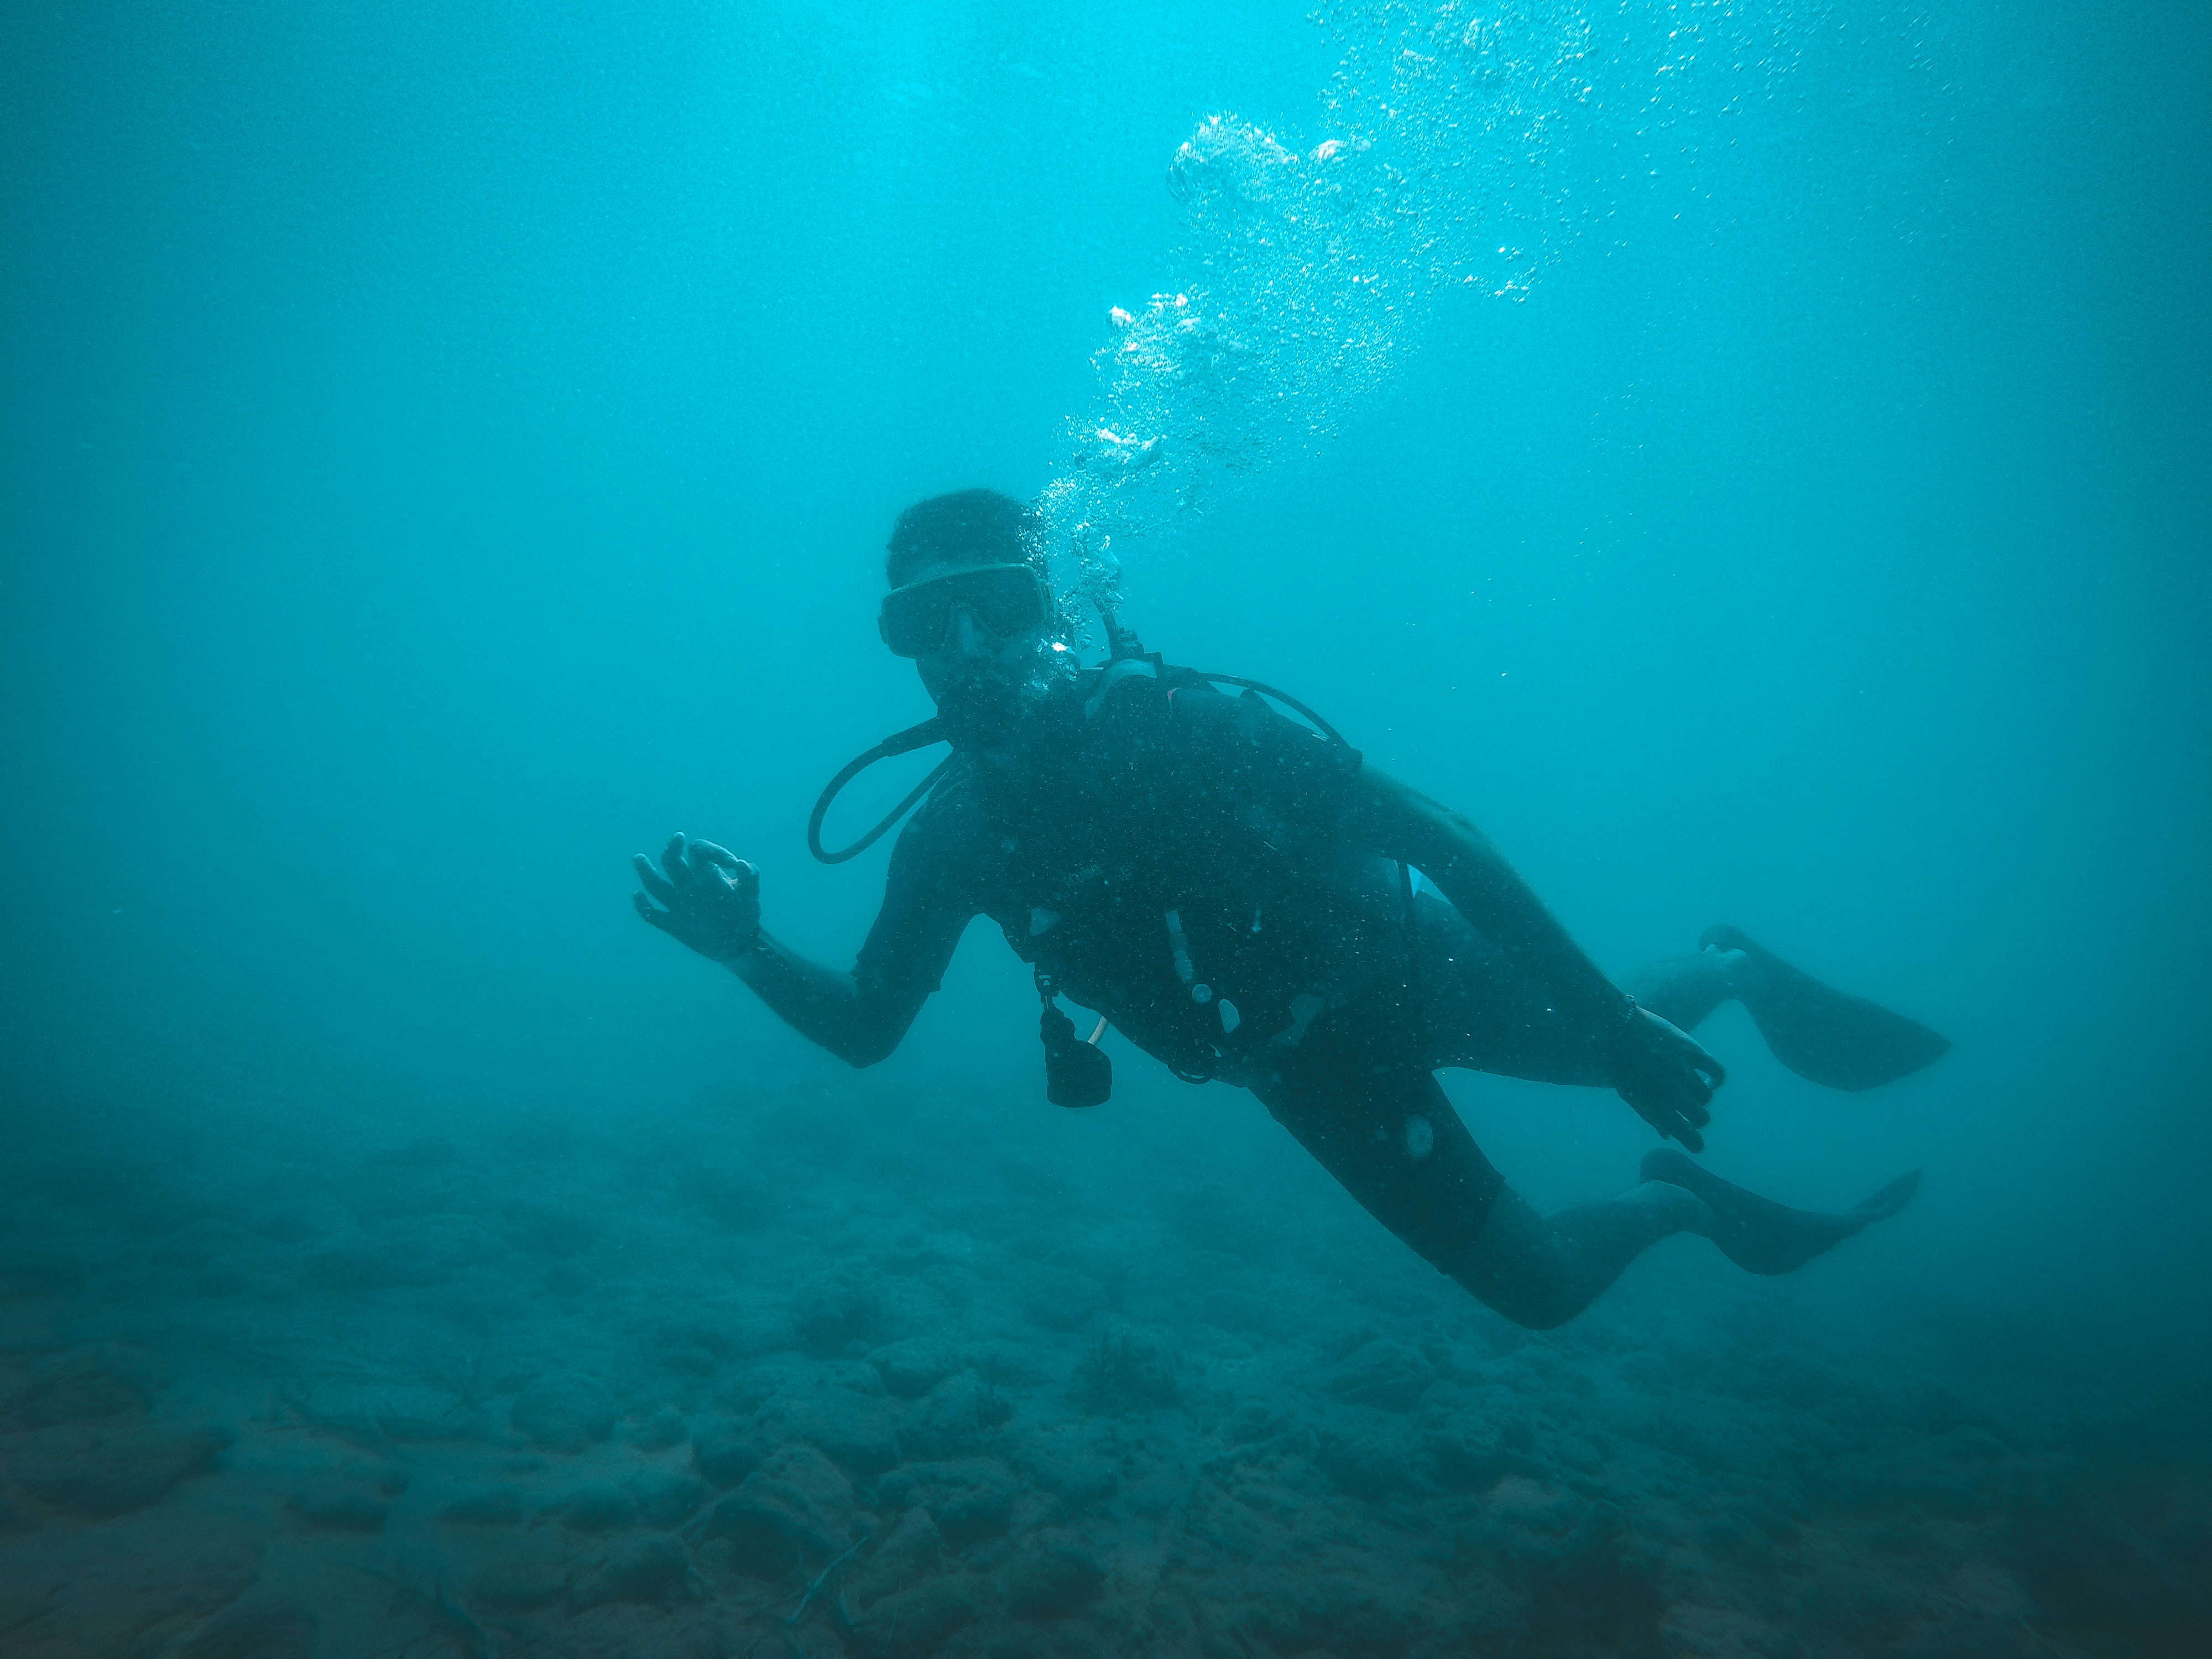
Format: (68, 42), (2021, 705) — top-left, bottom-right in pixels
(634, 491), (1942, 1328)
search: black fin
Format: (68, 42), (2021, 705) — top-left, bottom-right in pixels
(1700, 925), (1951, 1092)
(1642, 1148), (1921, 1275)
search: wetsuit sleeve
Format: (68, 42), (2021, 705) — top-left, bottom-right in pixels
(850, 795), (979, 1023)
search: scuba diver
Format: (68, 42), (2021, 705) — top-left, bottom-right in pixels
(633, 490), (1945, 1329)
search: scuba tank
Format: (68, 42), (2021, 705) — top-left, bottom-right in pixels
(806, 605), (1391, 1108)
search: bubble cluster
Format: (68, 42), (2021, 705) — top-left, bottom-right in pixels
(1033, 118), (1433, 623)
(1034, 0), (1798, 640)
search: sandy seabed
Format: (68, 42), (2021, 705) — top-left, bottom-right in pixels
(2, 1063), (2205, 1659)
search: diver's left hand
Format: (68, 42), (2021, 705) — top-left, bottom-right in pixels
(1607, 1006), (1724, 1152)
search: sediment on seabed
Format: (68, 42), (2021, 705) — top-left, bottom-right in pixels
(1, 1075), (2203, 1658)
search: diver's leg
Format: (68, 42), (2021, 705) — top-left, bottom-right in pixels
(1253, 1015), (1919, 1328)
(1637, 1147), (1919, 1275)
(1250, 1042), (1509, 1282)
(1416, 887), (1948, 1092)
(1448, 1181), (1719, 1329)
(1601, 925), (1964, 1093)
(1448, 1156), (1916, 1318)
(1625, 946), (1745, 1034)
(1410, 893), (1609, 1086)
(1251, 1021), (1710, 1329)
(1626, 926), (1952, 1089)
(1692, 925), (1951, 1091)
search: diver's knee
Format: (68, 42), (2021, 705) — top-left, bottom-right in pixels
(1449, 1201), (1587, 1329)
(1478, 1284), (1581, 1331)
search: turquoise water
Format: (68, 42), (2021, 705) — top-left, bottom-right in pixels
(3, 2), (2208, 1653)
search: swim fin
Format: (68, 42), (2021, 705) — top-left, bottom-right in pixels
(1641, 1147), (1920, 1275)
(1700, 924), (1950, 1092)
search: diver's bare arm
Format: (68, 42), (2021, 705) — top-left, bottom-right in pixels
(1353, 769), (1633, 1034)
(630, 832), (929, 1068)
(1350, 771), (1724, 1147)
(726, 933), (925, 1068)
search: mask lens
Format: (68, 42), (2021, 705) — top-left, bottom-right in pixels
(960, 565), (1046, 635)
(879, 566), (1045, 657)
(879, 582), (953, 657)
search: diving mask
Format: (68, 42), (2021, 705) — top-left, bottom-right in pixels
(878, 564), (1048, 658)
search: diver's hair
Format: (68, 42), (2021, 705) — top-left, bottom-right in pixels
(885, 489), (1037, 588)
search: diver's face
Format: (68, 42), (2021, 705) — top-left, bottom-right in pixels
(900, 559), (1048, 706)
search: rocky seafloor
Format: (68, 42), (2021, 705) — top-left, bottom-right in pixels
(2, 1062), (2205, 1659)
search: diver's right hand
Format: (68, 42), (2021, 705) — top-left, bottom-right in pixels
(632, 834), (760, 963)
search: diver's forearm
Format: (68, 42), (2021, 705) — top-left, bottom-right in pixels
(1422, 834), (1632, 1029)
(1365, 773), (1631, 1035)
(728, 929), (893, 1066)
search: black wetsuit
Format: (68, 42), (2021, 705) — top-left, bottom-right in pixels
(852, 660), (1611, 1285)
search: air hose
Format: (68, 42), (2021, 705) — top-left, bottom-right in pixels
(808, 612), (1354, 869)
(806, 717), (952, 864)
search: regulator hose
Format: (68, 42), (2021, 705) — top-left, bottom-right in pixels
(806, 669), (1350, 866)
(807, 717), (951, 864)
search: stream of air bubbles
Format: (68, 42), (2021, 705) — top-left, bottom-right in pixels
(1032, 0), (1812, 643)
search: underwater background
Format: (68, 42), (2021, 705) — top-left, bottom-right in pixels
(3, 1), (2208, 1654)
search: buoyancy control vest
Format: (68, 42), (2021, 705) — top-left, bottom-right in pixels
(808, 619), (1416, 1107)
